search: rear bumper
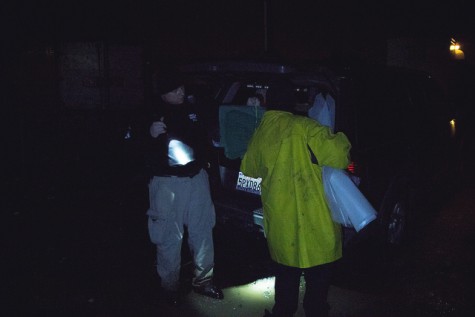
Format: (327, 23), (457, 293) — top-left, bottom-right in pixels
(212, 187), (264, 234)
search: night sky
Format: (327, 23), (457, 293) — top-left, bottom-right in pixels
(3, 0), (473, 59)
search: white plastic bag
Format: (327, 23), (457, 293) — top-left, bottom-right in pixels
(308, 93), (335, 132)
(322, 166), (377, 232)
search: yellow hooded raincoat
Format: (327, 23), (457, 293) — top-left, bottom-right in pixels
(240, 110), (351, 268)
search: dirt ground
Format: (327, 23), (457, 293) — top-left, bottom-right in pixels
(3, 180), (474, 316)
(3, 145), (475, 316)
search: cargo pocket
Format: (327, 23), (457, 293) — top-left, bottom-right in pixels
(147, 209), (169, 245)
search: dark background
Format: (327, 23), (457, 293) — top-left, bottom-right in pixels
(4, 0), (475, 178)
(3, 0), (474, 57)
(2, 2), (475, 315)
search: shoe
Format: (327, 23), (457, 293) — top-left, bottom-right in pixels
(193, 283), (224, 299)
(163, 290), (181, 307)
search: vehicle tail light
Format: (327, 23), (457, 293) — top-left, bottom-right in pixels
(347, 161), (357, 174)
(347, 161), (361, 186)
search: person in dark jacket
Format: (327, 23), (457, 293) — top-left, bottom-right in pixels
(146, 71), (223, 306)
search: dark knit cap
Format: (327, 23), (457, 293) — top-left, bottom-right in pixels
(156, 75), (184, 95)
(154, 62), (185, 95)
(266, 80), (296, 112)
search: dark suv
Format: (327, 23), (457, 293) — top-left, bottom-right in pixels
(177, 60), (456, 246)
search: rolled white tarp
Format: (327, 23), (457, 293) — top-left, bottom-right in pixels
(322, 166), (377, 232)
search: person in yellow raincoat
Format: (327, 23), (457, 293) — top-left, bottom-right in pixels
(240, 81), (351, 317)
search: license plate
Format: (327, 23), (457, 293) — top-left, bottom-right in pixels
(236, 172), (262, 195)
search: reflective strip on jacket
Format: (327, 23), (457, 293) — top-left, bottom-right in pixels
(240, 110), (351, 268)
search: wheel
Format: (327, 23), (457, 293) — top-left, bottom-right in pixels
(380, 185), (413, 246)
(386, 199), (408, 245)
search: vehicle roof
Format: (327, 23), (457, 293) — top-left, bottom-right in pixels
(180, 59), (297, 74)
(180, 59), (339, 90)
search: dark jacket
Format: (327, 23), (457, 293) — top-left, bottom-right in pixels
(145, 100), (210, 177)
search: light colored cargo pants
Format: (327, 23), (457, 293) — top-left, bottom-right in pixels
(147, 169), (216, 291)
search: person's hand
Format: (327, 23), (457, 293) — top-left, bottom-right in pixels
(150, 117), (167, 138)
